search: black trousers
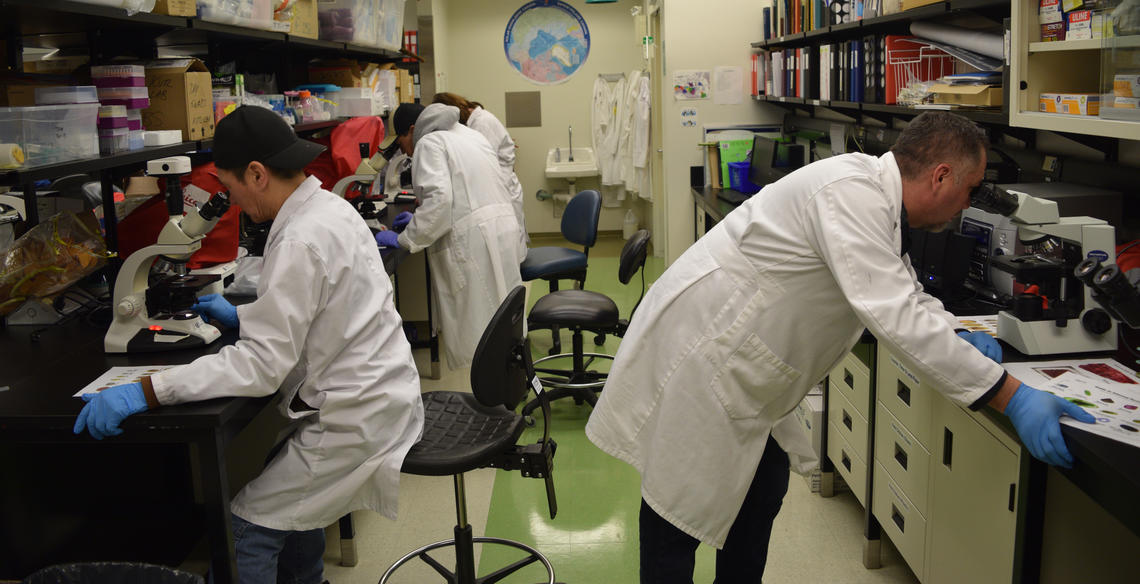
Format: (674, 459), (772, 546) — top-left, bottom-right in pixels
(639, 435), (791, 584)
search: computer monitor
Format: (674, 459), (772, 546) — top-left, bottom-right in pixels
(749, 135), (805, 187)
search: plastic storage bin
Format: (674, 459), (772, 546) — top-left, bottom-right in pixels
(318, 0), (377, 45)
(336, 87), (380, 117)
(727, 161), (762, 193)
(35, 86), (99, 105)
(0, 108), (27, 169)
(20, 104), (100, 166)
(199, 0), (273, 30)
(23, 562), (203, 584)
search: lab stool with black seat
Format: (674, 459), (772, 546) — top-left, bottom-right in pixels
(519, 189), (602, 355)
(521, 229), (651, 420)
(378, 286), (560, 584)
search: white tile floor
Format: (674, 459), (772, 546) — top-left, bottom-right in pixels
(320, 347), (921, 584)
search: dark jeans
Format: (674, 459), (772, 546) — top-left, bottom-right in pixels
(639, 435), (790, 584)
(230, 514), (325, 584)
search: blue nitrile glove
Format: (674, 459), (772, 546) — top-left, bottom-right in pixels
(375, 230), (400, 248)
(958, 330), (1002, 363)
(73, 382), (148, 440)
(192, 293), (238, 329)
(1005, 383), (1096, 468)
(392, 211), (414, 233)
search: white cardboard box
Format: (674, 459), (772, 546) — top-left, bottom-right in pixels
(794, 394), (824, 459)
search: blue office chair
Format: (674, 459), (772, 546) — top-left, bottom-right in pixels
(520, 189), (602, 355)
(521, 230), (651, 419)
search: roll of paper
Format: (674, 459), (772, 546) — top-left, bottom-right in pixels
(0, 143), (25, 168)
(910, 21), (1004, 61)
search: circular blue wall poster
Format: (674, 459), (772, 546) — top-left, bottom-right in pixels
(504, 0), (590, 85)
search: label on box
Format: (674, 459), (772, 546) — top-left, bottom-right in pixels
(1041, 21), (1066, 40)
(1114, 74), (1140, 97)
(1061, 0), (1083, 10)
(1113, 97), (1140, 108)
(1068, 10), (1092, 26)
(1039, 0), (1062, 22)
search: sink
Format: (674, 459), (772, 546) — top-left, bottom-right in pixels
(545, 147), (598, 178)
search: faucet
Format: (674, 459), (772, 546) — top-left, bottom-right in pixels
(568, 125), (574, 162)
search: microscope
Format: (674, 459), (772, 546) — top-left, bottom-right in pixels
(970, 183), (1118, 354)
(104, 156), (231, 353)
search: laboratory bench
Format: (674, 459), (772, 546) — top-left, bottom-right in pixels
(820, 329), (1140, 583)
(690, 186), (747, 237)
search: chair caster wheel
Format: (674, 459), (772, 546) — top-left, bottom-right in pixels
(594, 334), (606, 345)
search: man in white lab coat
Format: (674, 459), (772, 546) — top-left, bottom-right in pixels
(376, 103), (525, 370)
(74, 106), (425, 583)
(585, 112), (1095, 583)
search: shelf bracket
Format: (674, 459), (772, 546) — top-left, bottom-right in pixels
(859, 109), (894, 125)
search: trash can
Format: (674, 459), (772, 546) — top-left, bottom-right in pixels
(727, 161), (762, 193)
(23, 562), (204, 584)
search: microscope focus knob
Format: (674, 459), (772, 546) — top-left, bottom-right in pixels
(1082, 308), (1112, 335)
(116, 296), (143, 317)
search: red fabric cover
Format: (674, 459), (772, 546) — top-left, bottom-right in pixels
(116, 162), (242, 270)
(303, 116), (385, 190)
(1118, 241), (1140, 273)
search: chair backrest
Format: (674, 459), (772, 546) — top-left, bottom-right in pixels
(560, 190), (602, 248)
(471, 286), (532, 410)
(618, 229), (651, 285)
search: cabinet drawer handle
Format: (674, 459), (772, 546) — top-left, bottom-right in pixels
(843, 369), (854, 389)
(1008, 483), (1016, 512)
(891, 504), (905, 533)
(894, 443), (908, 470)
(943, 427), (954, 468)
(842, 410), (853, 431)
(897, 380), (911, 406)
(841, 451), (851, 472)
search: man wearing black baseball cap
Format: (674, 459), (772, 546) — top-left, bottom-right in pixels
(74, 106), (426, 583)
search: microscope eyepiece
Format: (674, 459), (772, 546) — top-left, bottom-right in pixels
(1074, 258), (1102, 286)
(199, 191), (231, 221)
(970, 182), (1020, 217)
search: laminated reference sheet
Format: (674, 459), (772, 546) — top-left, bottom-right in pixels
(1004, 358), (1140, 449)
(74, 366), (176, 398)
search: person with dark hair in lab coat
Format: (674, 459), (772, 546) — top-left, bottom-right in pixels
(585, 111), (1095, 583)
(376, 102), (525, 370)
(74, 106), (425, 583)
(432, 92), (527, 245)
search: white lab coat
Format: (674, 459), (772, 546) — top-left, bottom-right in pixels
(592, 76), (625, 187)
(586, 152), (1005, 547)
(398, 104), (525, 370)
(151, 176), (424, 531)
(467, 106), (527, 246)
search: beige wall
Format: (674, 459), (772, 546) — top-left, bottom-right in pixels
(658, 0), (779, 263)
(433, 0), (651, 236)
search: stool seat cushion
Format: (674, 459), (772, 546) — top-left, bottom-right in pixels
(520, 247), (587, 281)
(528, 289), (620, 328)
(402, 391), (525, 476)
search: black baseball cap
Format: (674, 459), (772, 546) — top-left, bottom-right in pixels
(392, 103), (425, 137)
(214, 106), (326, 171)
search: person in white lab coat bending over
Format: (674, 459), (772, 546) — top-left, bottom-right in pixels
(584, 111), (1096, 584)
(376, 103), (525, 370)
(73, 106), (425, 584)
(431, 92), (528, 246)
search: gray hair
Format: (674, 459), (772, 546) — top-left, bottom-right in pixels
(891, 112), (987, 180)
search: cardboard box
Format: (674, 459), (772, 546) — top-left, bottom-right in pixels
(901, 0), (942, 10)
(1039, 92), (1100, 115)
(152, 0), (196, 16)
(931, 83), (1004, 106)
(1039, 0), (1062, 24)
(142, 58), (215, 142)
(1041, 21), (1066, 41)
(2, 81), (62, 106)
(1114, 74), (1140, 97)
(309, 60), (364, 88)
(290, 0), (319, 39)
(397, 69), (414, 103)
(1067, 10), (1093, 40)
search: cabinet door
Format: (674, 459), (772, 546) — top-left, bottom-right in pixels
(926, 394), (1019, 584)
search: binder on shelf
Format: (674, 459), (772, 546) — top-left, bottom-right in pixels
(763, 7), (772, 41)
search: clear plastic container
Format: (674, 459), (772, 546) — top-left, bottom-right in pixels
(97, 85), (150, 109)
(199, 0), (273, 30)
(20, 103), (100, 166)
(91, 64), (146, 78)
(129, 130), (145, 151)
(35, 86), (99, 105)
(0, 108), (27, 169)
(99, 127), (129, 155)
